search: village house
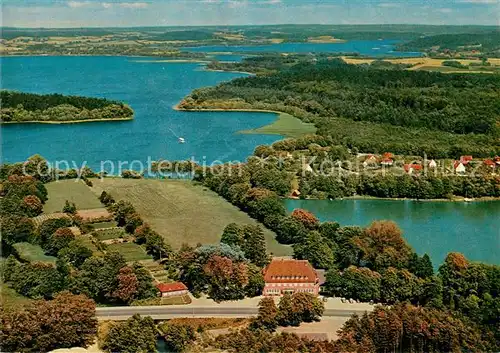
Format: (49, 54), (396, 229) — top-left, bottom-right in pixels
(380, 158), (394, 167)
(495, 156), (500, 166)
(263, 258), (320, 296)
(460, 155), (473, 165)
(428, 159), (437, 169)
(363, 155), (378, 167)
(454, 161), (466, 174)
(404, 164), (423, 175)
(156, 282), (189, 297)
(484, 159), (496, 169)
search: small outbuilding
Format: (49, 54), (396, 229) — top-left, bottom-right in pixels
(156, 282), (189, 297)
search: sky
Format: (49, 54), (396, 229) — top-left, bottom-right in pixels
(1, 0), (499, 28)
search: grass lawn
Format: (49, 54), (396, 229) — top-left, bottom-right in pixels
(77, 235), (102, 255)
(107, 242), (151, 262)
(239, 112), (316, 138)
(91, 179), (291, 255)
(0, 283), (32, 311)
(13, 242), (57, 263)
(94, 228), (126, 241)
(92, 221), (118, 229)
(44, 179), (102, 213)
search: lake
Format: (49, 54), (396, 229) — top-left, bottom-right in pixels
(1, 56), (283, 171)
(183, 39), (422, 57)
(284, 199), (500, 267)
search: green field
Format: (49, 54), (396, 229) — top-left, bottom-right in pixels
(13, 242), (57, 263)
(91, 179), (291, 255)
(107, 242), (151, 262)
(239, 112), (316, 138)
(92, 221), (118, 229)
(44, 179), (102, 213)
(94, 228), (126, 241)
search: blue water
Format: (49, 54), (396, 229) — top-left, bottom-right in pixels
(1, 56), (283, 171)
(183, 40), (422, 57)
(284, 199), (500, 266)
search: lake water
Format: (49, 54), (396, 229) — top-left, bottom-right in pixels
(1, 56), (283, 171)
(284, 199), (500, 267)
(183, 39), (422, 57)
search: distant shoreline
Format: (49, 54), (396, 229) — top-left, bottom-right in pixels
(1, 117), (133, 125)
(289, 195), (500, 203)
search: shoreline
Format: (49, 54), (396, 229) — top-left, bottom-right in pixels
(288, 195), (500, 203)
(173, 104), (283, 115)
(1, 117), (134, 125)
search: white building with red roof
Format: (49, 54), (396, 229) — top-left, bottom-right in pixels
(156, 282), (188, 297)
(263, 259), (320, 296)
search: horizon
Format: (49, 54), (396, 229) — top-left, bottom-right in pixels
(2, 0), (499, 28)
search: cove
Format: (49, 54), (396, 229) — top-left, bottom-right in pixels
(284, 199), (500, 267)
(1, 56), (283, 170)
(183, 39), (422, 57)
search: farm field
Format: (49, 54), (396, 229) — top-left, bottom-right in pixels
(107, 242), (151, 262)
(90, 178), (291, 255)
(94, 227), (126, 241)
(43, 179), (102, 213)
(13, 242), (57, 263)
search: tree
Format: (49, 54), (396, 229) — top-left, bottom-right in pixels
(57, 240), (92, 268)
(102, 314), (157, 353)
(45, 227), (75, 256)
(0, 215), (34, 245)
(290, 292), (324, 323)
(1, 292), (97, 353)
(111, 200), (136, 226)
(293, 231), (335, 269)
(132, 263), (159, 300)
(277, 294), (298, 326)
(221, 223), (244, 247)
(291, 209), (319, 230)
(112, 266), (138, 304)
(161, 323), (197, 352)
(38, 217), (72, 246)
(324, 266), (381, 302)
(275, 216), (308, 244)
(124, 212), (143, 234)
(241, 225), (268, 267)
(22, 195), (43, 216)
(145, 231), (172, 261)
(251, 297), (278, 332)
(408, 253), (434, 278)
(62, 200), (77, 214)
(8, 261), (67, 299)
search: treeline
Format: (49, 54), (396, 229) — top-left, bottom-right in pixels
(180, 59), (500, 157)
(397, 31), (500, 55)
(0, 91), (133, 123)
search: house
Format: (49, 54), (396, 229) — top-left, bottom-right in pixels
(484, 159), (496, 168)
(495, 156), (500, 165)
(404, 164), (423, 174)
(382, 152), (394, 159)
(380, 158), (394, 166)
(363, 155), (378, 167)
(428, 159), (437, 169)
(156, 282), (189, 297)
(263, 259), (320, 296)
(291, 189), (301, 198)
(460, 155), (473, 165)
(454, 161), (466, 174)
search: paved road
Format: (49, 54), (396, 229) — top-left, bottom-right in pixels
(96, 305), (369, 320)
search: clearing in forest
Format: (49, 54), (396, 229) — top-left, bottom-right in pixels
(90, 178), (291, 255)
(43, 179), (102, 213)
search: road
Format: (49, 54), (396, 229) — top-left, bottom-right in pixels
(96, 305), (370, 321)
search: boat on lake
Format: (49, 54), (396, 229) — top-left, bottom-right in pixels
(178, 137), (185, 144)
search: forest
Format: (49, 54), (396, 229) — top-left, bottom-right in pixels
(180, 59), (500, 158)
(0, 91), (133, 123)
(396, 31), (500, 56)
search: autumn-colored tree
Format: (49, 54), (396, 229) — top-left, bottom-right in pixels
(333, 303), (494, 353)
(112, 266), (138, 303)
(22, 194), (43, 216)
(102, 314), (157, 353)
(45, 227), (75, 256)
(203, 254), (249, 301)
(1, 291), (97, 353)
(290, 292), (325, 323)
(124, 212), (143, 234)
(251, 297), (279, 332)
(291, 209), (319, 230)
(38, 217), (72, 247)
(353, 221), (413, 270)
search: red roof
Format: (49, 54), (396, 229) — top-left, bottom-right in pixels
(404, 164), (423, 173)
(380, 158), (393, 164)
(263, 259), (318, 284)
(460, 155), (473, 164)
(484, 159), (496, 167)
(156, 282), (188, 293)
(454, 161), (464, 169)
